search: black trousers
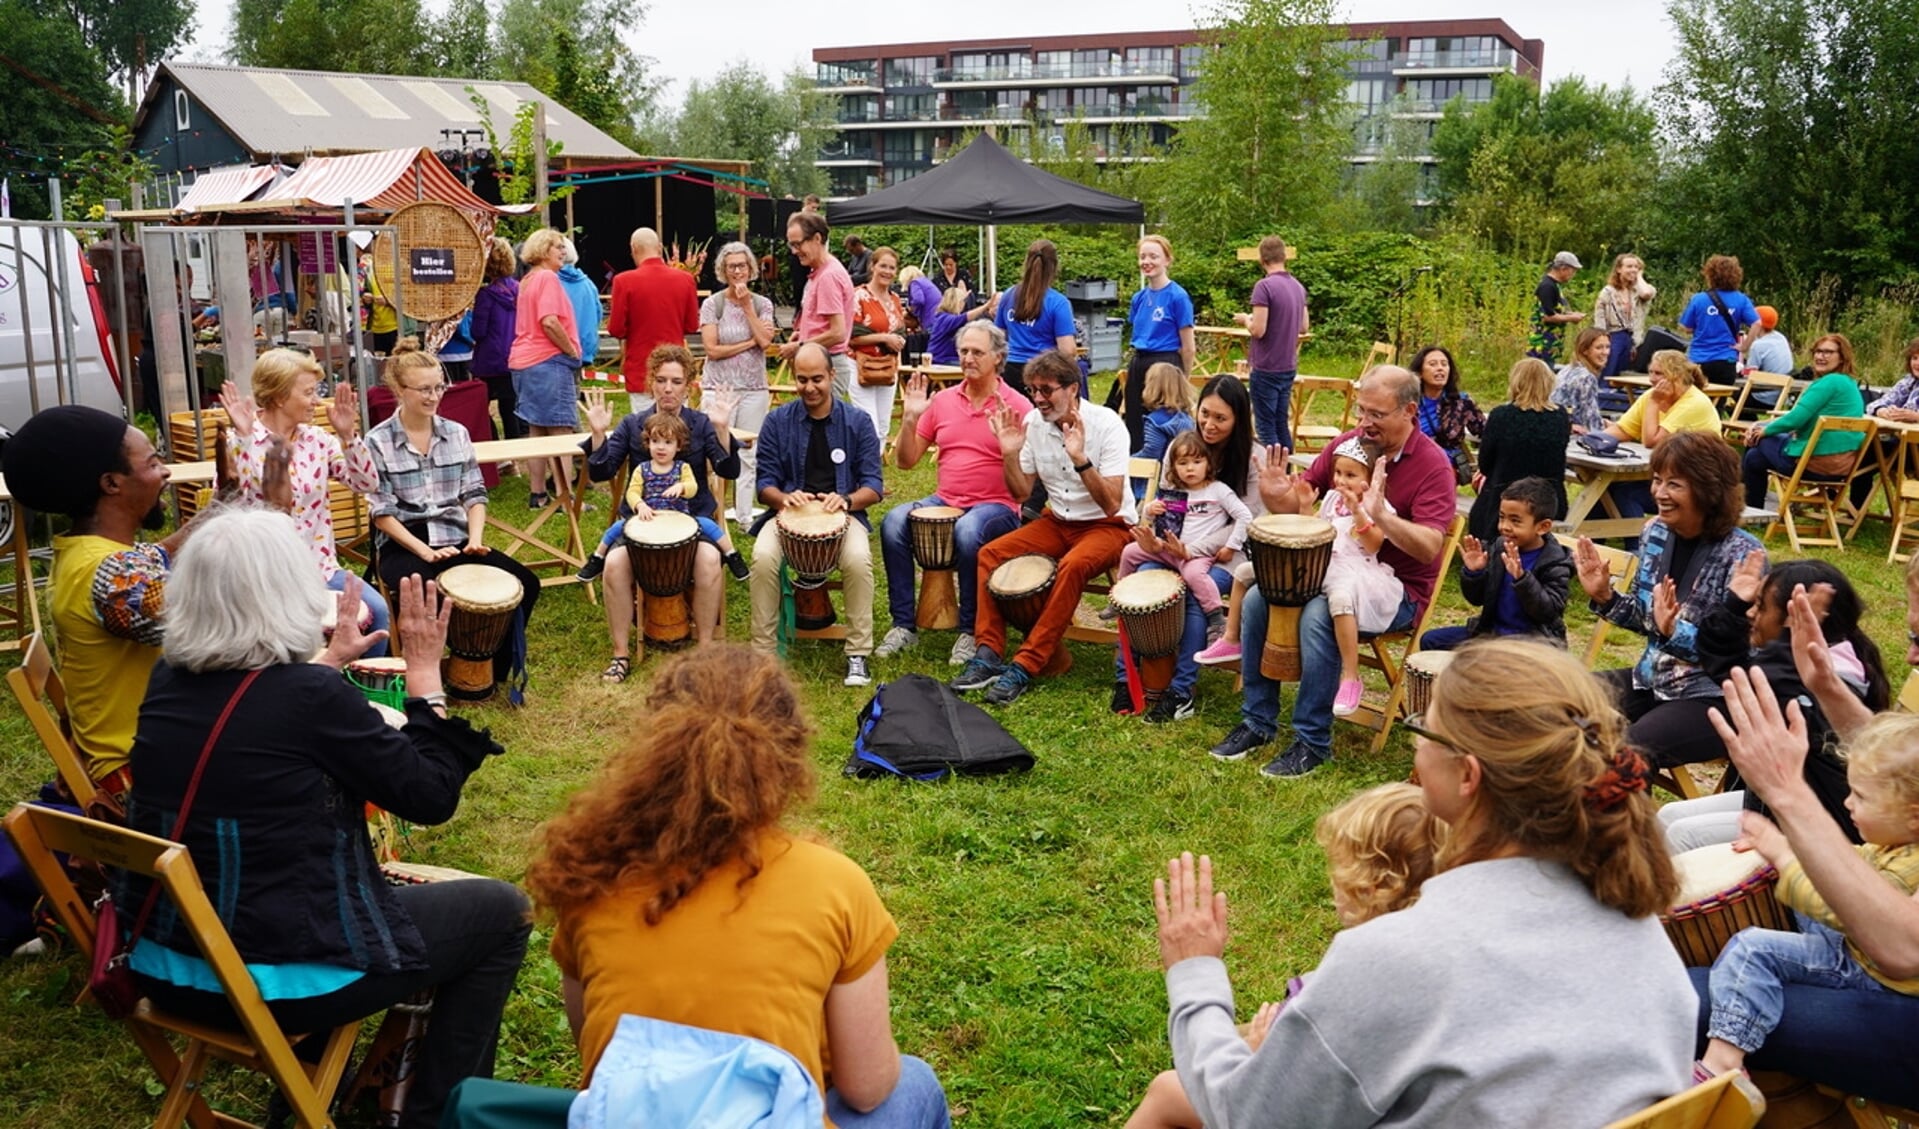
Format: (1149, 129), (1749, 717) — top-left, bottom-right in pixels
(376, 541), (541, 680)
(1598, 668), (1730, 768)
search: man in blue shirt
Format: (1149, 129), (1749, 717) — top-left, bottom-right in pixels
(748, 343), (884, 685)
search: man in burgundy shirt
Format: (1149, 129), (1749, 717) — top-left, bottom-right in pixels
(1207, 365), (1458, 778)
(606, 227), (699, 405)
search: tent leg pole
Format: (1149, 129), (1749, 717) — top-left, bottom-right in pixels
(984, 224), (996, 294)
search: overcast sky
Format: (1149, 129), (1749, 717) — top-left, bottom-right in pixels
(182, 0), (1678, 107)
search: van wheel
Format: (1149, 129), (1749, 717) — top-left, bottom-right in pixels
(0, 501), (12, 547)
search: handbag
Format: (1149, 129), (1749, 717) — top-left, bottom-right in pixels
(1449, 444), (1477, 487)
(855, 349), (899, 388)
(1576, 432), (1623, 457)
(1707, 290), (1743, 343)
(87, 669), (261, 1020)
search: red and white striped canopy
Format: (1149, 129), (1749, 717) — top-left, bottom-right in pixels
(175, 164), (280, 211)
(259, 148), (504, 214)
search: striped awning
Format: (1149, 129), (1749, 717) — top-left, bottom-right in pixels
(175, 164), (280, 211)
(258, 148), (505, 214)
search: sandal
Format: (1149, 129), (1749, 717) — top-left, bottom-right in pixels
(599, 656), (630, 684)
(528, 492), (551, 510)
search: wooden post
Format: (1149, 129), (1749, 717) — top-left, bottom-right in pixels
(654, 177), (664, 235)
(563, 159), (575, 233)
(531, 101), (549, 222)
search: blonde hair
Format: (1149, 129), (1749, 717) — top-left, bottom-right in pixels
(1139, 234), (1173, 263)
(1424, 639), (1678, 917)
(520, 228), (568, 267)
(1141, 362), (1193, 413)
(250, 347), (324, 412)
(381, 336), (442, 394)
(938, 287), (967, 316)
(1316, 782), (1445, 923)
(899, 264), (923, 286)
(1650, 349), (1707, 390)
(1843, 713), (1919, 814)
(1507, 358), (1556, 411)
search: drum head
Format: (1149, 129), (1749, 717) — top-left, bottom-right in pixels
(990, 554), (1057, 597)
(778, 506), (849, 537)
(1404, 651), (1455, 677)
(347, 657), (408, 676)
(1672, 843), (1769, 905)
(1248, 513), (1336, 548)
(1110, 569), (1185, 611)
(624, 511), (699, 544)
(438, 563), (523, 611)
(370, 702), (408, 729)
(910, 506), (964, 524)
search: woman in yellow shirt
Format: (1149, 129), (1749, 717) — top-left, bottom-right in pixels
(1607, 350), (1721, 446)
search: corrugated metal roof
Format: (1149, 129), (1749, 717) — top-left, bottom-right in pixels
(147, 63), (639, 162)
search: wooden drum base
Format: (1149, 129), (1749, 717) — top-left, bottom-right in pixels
(1259, 603), (1308, 682)
(1136, 654), (1176, 702)
(641, 588), (692, 648)
(916, 569), (959, 631)
(444, 655), (496, 701)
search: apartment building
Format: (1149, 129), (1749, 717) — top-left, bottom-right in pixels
(812, 20), (1543, 198)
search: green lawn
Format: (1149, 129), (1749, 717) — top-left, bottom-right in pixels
(1, 376), (1913, 1127)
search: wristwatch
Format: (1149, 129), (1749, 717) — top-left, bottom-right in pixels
(1072, 459), (1093, 474)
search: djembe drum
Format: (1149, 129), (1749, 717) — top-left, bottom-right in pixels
(1109, 570), (1187, 702)
(1402, 650), (1454, 722)
(1661, 843), (1794, 967)
(437, 564), (523, 701)
(987, 554), (1071, 675)
(1245, 514), (1336, 682)
(623, 511), (700, 647)
(909, 505), (963, 631)
(778, 503), (849, 631)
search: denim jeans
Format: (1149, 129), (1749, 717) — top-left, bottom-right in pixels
(825, 1054), (952, 1129)
(1688, 966), (1919, 1107)
(880, 496), (1019, 634)
(328, 567), (389, 658)
(1417, 625), (1472, 651)
(1238, 588), (1415, 750)
(1115, 562), (1230, 698)
(1708, 918), (1890, 1054)
(1601, 331), (1635, 377)
(1250, 368), (1296, 449)
(1742, 432), (1802, 508)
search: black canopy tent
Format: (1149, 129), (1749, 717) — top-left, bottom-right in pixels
(826, 134), (1144, 284)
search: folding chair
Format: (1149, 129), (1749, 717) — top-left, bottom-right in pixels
(1762, 416), (1879, 551)
(1600, 1070), (1765, 1129)
(1341, 513), (1466, 754)
(6, 632), (96, 809)
(1886, 429), (1919, 563)
(1554, 535), (1639, 670)
(1287, 375), (1355, 454)
(1719, 372), (1798, 433)
(4, 803), (362, 1129)
(1898, 669), (1919, 714)
(1816, 1085), (1919, 1129)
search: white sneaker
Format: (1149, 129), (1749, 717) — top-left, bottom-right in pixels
(844, 656), (873, 687)
(874, 626), (918, 658)
(948, 633), (978, 666)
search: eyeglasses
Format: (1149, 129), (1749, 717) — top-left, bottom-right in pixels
(1354, 405), (1396, 423)
(1026, 384), (1066, 398)
(405, 383), (447, 396)
(786, 239), (810, 250)
(725, 261), (753, 271)
(1813, 348), (1840, 356)
(1402, 718), (1455, 751)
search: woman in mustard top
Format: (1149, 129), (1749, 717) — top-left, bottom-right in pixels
(1739, 332), (1866, 508)
(1606, 350), (1721, 447)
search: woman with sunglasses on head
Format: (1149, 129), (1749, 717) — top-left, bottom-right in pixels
(700, 241), (776, 525)
(1152, 638), (1693, 1127)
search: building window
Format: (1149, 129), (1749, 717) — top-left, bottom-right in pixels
(838, 96), (879, 124)
(1178, 45), (1210, 80)
(1036, 50), (1071, 79)
(884, 56), (937, 87)
(1404, 77), (1494, 110)
(1036, 88), (1071, 114)
(1124, 86), (1174, 114)
(887, 93), (938, 121)
(1125, 47), (1173, 76)
(1074, 87), (1111, 109)
(175, 90), (191, 130)
(1073, 49), (1114, 79)
(817, 60), (876, 86)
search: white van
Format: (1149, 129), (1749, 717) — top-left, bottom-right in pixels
(0, 223), (124, 432)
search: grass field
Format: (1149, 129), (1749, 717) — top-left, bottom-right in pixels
(2, 364), (1914, 1127)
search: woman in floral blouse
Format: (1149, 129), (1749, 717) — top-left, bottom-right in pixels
(1409, 345), (1484, 477)
(1551, 328), (1612, 434)
(221, 348), (386, 653)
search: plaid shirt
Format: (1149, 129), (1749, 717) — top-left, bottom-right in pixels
(365, 414), (487, 549)
(1867, 375), (1919, 417)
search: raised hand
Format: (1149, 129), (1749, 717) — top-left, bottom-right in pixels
(584, 387), (613, 436)
(1257, 445), (1299, 509)
(1728, 549), (1767, 604)
(1153, 852), (1229, 971)
(1572, 537), (1615, 602)
(1501, 537), (1525, 579)
(703, 386), (738, 432)
(900, 371), (931, 418)
(326, 394), (359, 442)
(1651, 576), (1680, 637)
(1787, 584), (1841, 696)
(990, 404), (1027, 458)
(1459, 535), (1488, 573)
(1360, 459), (1389, 523)
(396, 575), (453, 684)
(1708, 666), (1811, 806)
(316, 574), (386, 668)
(1058, 413), (1087, 464)
(221, 379), (259, 436)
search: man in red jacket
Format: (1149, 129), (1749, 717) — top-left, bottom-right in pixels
(606, 227), (699, 404)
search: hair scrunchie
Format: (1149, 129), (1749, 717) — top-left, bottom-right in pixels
(1584, 747), (1651, 812)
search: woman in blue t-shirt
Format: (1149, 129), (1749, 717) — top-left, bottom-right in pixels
(1124, 235), (1196, 450)
(991, 239), (1078, 399)
(1677, 254), (1759, 386)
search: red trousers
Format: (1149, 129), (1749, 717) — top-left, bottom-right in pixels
(975, 512), (1131, 676)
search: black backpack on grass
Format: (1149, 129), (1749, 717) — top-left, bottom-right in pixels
(843, 675), (1035, 781)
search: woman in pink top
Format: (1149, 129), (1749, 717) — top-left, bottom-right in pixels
(508, 228), (585, 509)
(220, 347), (387, 653)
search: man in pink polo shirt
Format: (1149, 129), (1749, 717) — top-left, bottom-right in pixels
(606, 227), (699, 404)
(778, 210), (857, 401)
(875, 321), (1034, 666)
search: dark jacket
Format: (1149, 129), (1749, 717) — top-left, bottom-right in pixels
(1699, 592), (1863, 843)
(750, 398), (884, 534)
(1457, 535), (1573, 642)
(584, 407), (740, 520)
(121, 662), (501, 974)
(469, 277), (519, 377)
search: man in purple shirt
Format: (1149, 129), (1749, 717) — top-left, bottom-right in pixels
(1235, 235), (1309, 448)
(1207, 365), (1457, 777)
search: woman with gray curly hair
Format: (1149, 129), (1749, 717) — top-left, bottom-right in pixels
(700, 240), (776, 524)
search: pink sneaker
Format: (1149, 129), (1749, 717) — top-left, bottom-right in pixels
(1333, 678), (1364, 716)
(1194, 637), (1241, 666)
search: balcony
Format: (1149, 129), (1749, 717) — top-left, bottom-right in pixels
(814, 64), (881, 93)
(882, 151), (936, 170)
(941, 104), (1032, 123)
(936, 60), (1180, 87)
(1392, 48), (1516, 74)
(815, 144), (880, 166)
(1056, 103), (1193, 123)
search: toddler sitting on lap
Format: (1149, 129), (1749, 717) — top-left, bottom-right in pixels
(1117, 431), (1252, 643)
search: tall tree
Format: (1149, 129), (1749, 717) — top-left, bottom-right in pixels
(493, 0), (654, 141)
(429, 0), (494, 79)
(1332, 98), (1427, 235)
(0, 0), (125, 218)
(28, 0), (193, 100)
(1657, 0), (1919, 293)
(1430, 74), (1656, 260)
(664, 62), (828, 200)
(1154, 0), (1354, 240)
(229, 0), (434, 75)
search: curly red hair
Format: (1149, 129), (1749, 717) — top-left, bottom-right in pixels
(525, 645), (816, 925)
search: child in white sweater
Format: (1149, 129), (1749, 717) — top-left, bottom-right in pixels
(1117, 430), (1253, 643)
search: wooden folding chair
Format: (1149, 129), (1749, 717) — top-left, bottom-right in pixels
(4, 803), (362, 1129)
(1897, 669), (1919, 714)
(1762, 416), (1879, 551)
(1554, 535), (1640, 670)
(1816, 1084), (1919, 1129)
(1719, 372), (1798, 434)
(1600, 1070), (1765, 1129)
(1288, 375), (1355, 454)
(6, 632), (97, 809)
(1885, 429), (1919, 563)
(1341, 513), (1467, 754)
